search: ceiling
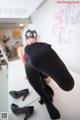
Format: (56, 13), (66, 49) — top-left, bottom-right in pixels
(0, 0), (46, 24)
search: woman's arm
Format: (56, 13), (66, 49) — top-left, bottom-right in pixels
(17, 46), (26, 65)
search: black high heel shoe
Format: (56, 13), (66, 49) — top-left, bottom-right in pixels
(9, 89), (29, 101)
(39, 83), (54, 105)
(10, 104), (34, 120)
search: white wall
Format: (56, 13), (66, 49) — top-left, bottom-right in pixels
(31, 0), (80, 73)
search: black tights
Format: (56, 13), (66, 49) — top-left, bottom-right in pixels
(25, 64), (50, 100)
(25, 59), (74, 119)
(25, 61), (74, 119)
(24, 43), (74, 119)
(25, 43), (74, 91)
(28, 48), (74, 91)
(25, 64), (61, 119)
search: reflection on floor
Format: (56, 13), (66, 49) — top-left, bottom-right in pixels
(0, 65), (8, 112)
(8, 60), (80, 120)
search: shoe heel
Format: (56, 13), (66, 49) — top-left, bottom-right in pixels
(22, 89), (29, 101)
(24, 106), (34, 120)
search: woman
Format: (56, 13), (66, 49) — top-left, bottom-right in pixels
(19, 29), (60, 119)
(18, 29), (74, 119)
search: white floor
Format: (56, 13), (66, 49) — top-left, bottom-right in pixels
(0, 66), (8, 112)
(8, 60), (80, 120)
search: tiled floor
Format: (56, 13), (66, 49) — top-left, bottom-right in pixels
(0, 65), (8, 112)
(8, 60), (80, 120)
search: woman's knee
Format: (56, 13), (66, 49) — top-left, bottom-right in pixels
(60, 77), (74, 91)
(64, 79), (74, 91)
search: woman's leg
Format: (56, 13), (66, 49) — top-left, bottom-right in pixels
(39, 73), (54, 103)
(30, 48), (74, 91)
(25, 64), (60, 119)
(38, 74), (54, 104)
